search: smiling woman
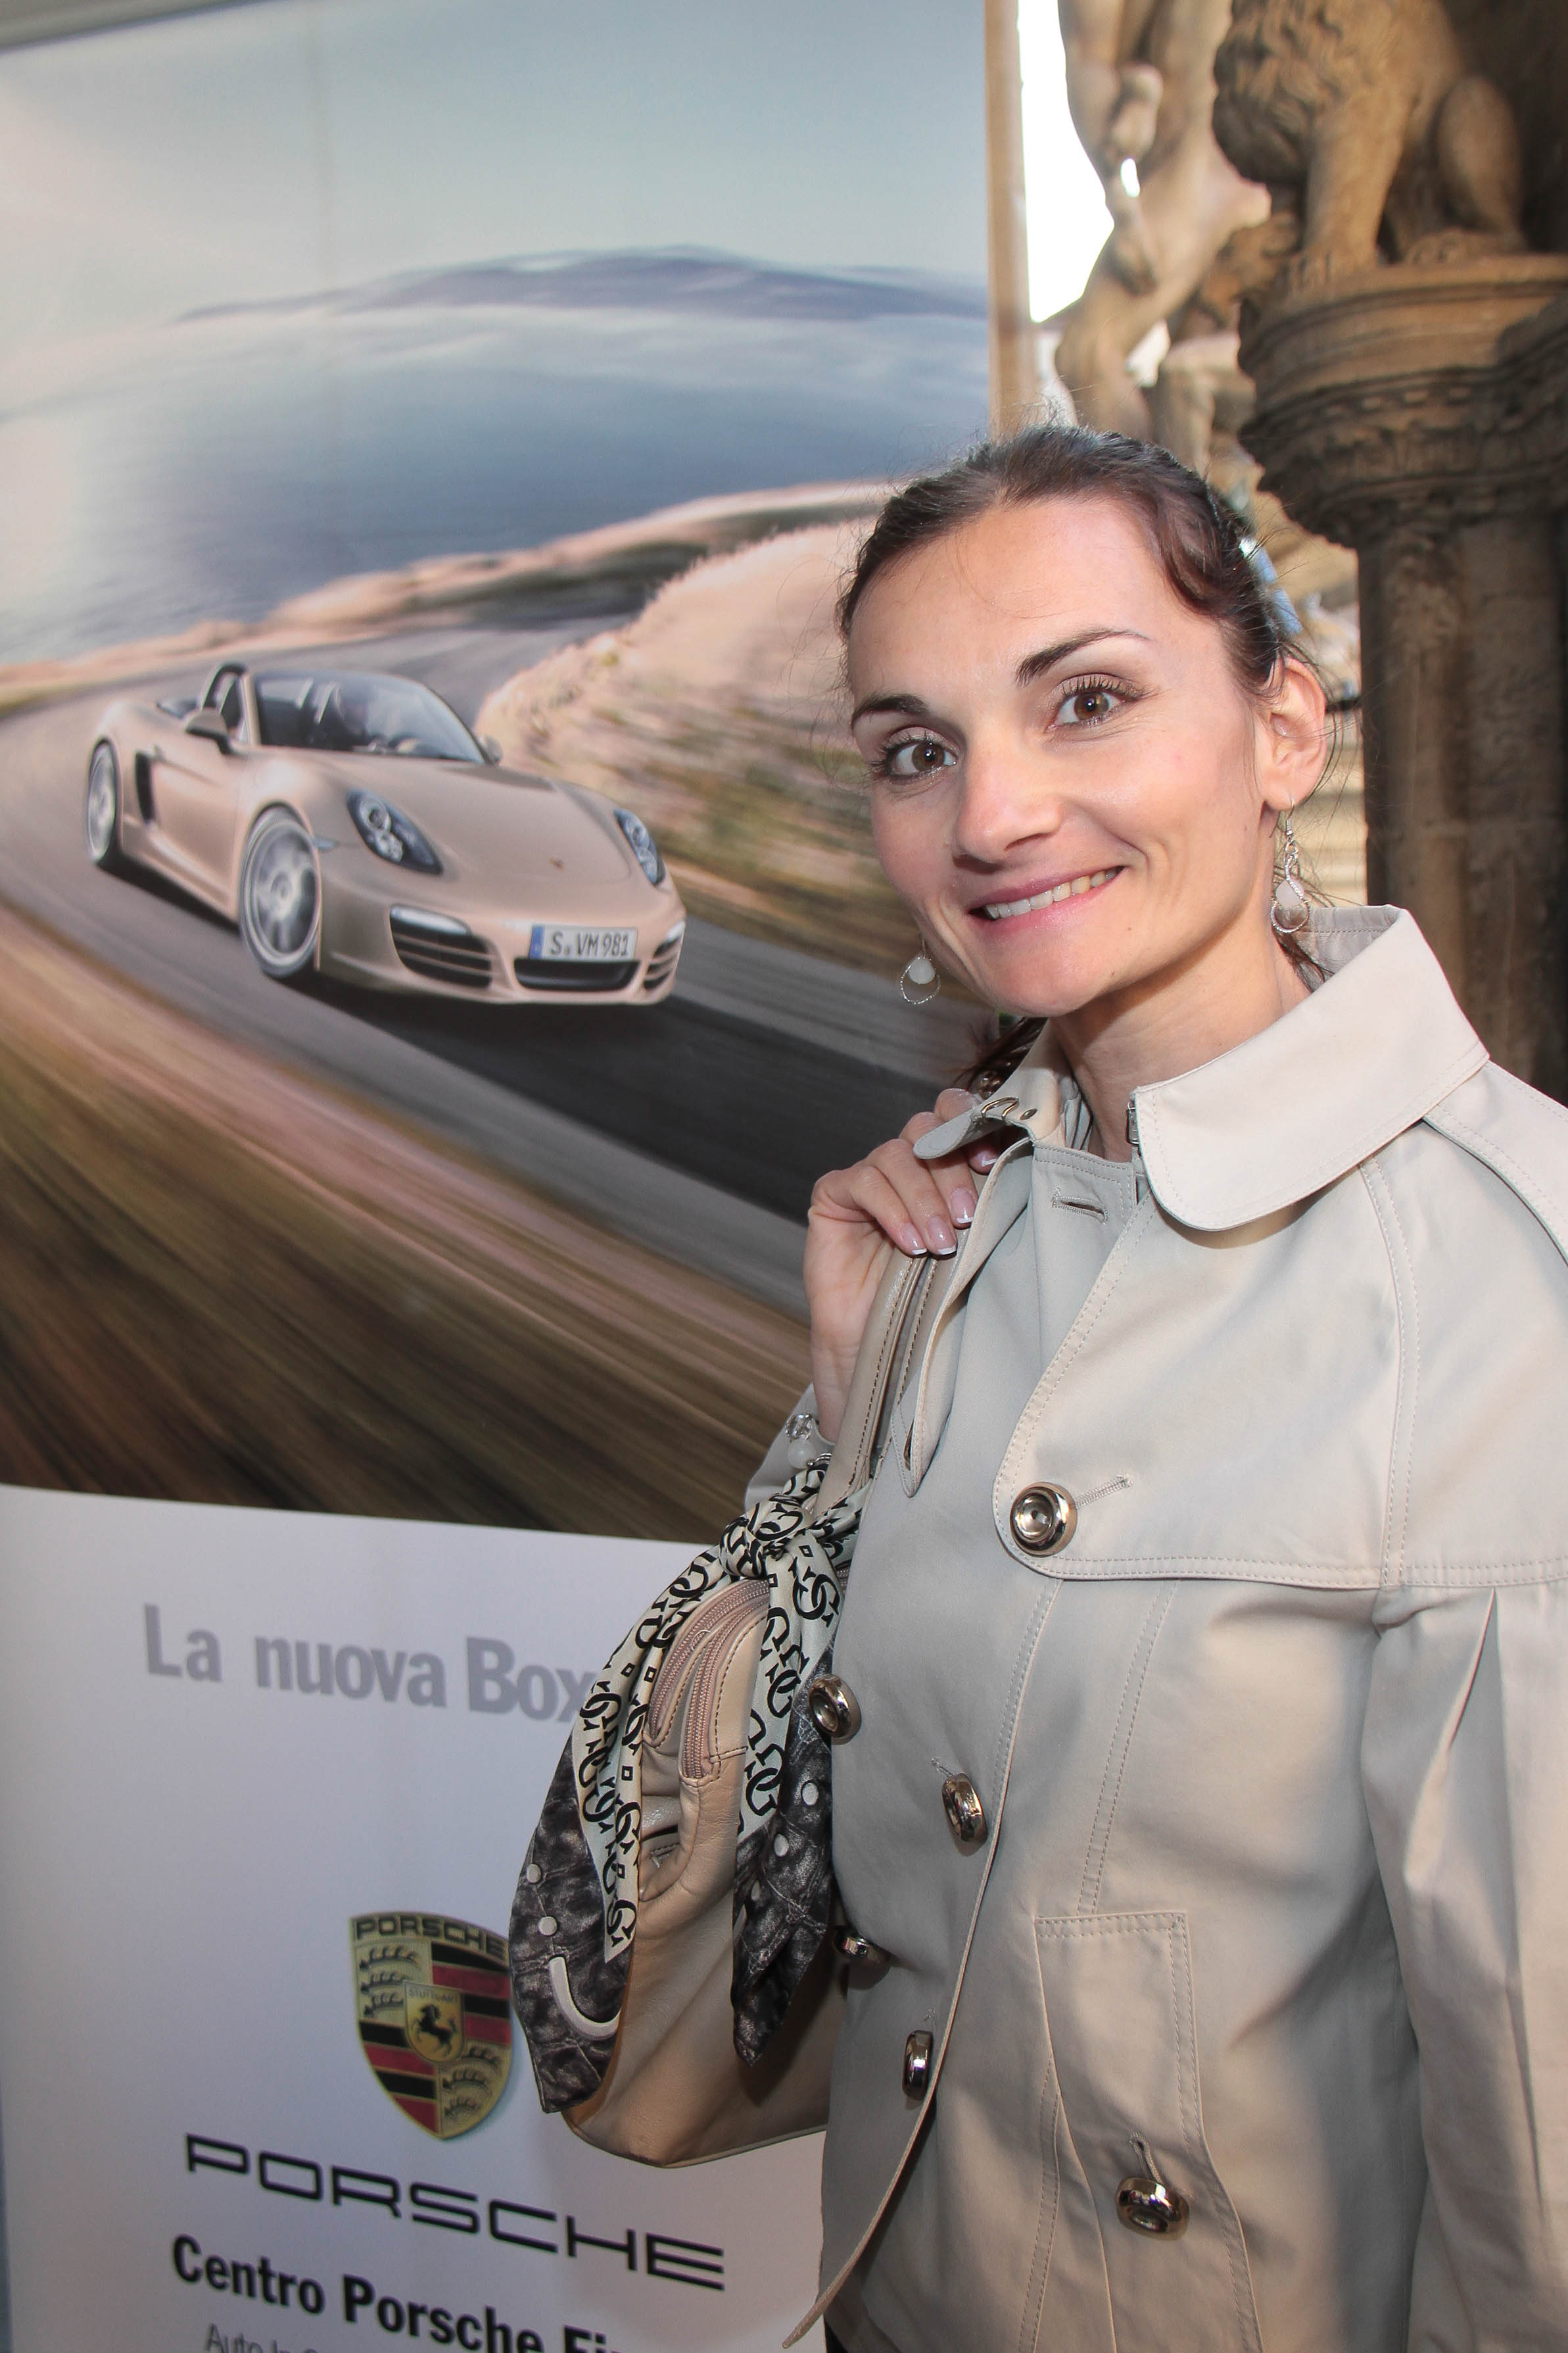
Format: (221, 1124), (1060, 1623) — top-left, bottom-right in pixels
(746, 425), (1568, 2353)
(811, 429), (1329, 1420)
(842, 429), (1322, 1108)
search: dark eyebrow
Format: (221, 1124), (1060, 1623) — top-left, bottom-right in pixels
(852, 631), (1151, 729)
(848, 689), (934, 730)
(1014, 628), (1149, 687)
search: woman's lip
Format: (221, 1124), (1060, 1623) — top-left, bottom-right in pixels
(969, 868), (1123, 921)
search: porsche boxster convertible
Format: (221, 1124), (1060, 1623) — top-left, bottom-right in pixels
(83, 662), (686, 1002)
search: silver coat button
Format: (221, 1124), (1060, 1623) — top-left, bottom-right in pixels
(832, 1924), (888, 1965)
(941, 1774), (987, 1846)
(1116, 2174), (1190, 2237)
(807, 1674), (862, 1743)
(901, 2029), (933, 2098)
(1009, 1482), (1078, 1556)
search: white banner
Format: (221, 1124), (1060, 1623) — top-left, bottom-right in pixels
(0, 1487), (826, 2353)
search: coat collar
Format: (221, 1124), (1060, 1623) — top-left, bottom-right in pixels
(1128, 908), (1486, 1230)
(916, 908), (1488, 1232)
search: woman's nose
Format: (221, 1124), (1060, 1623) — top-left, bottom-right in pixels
(951, 735), (1060, 865)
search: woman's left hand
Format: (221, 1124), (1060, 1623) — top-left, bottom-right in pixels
(805, 1086), (993, 1441)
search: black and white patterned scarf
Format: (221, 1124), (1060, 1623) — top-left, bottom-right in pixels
(510, 1462), (863, 2111)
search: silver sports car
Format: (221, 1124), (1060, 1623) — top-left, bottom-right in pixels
(85, 662), (686, 1002)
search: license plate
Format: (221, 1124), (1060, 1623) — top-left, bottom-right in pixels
(527, 923), (636, 961)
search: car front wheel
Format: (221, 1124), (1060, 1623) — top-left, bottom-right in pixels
(239, 811), (320, 980)
(85, 741), (127, 871)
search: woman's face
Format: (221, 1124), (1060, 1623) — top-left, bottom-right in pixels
(847, 495), (1318, 1019)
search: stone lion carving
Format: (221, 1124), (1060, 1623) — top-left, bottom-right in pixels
(1212, 0), (1527, 298)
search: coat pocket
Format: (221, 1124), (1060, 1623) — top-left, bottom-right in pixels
(1033, 1911), (1263, 2353)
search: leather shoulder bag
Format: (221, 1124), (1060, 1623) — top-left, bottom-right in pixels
(509, 1249), (944, 2164)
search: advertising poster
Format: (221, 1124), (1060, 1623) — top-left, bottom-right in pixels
(0, 0), (990, 2344)
(0, 0), (989, 1530)
(0, 1484), (825, 2352)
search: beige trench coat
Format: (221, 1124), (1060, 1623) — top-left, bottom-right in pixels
(793, 907), (1568, 2353)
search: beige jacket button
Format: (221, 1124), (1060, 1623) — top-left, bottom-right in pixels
(1009, 1482), (1078, 1555)
(941, 1774), (987, 1846)
(1116, 2173), (1190, 2237)
(832, 1924), (888, 1964)
(901, 2029), (934, 2098)
(807, 1674), (862, 1742)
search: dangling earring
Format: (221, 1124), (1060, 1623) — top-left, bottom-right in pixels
(1271, 806), (1310, 938)
(899, 942), (941, 1006)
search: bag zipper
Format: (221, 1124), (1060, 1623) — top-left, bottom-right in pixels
(680, 1582), (767, 1780)
(646, 1580), (765, 1759)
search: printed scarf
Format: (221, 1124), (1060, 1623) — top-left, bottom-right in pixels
(510, 1461), (861, 2110)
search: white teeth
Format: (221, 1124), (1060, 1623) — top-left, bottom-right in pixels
(982, 870), (1113, 919)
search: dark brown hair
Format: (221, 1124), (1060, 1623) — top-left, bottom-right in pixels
(839, 422), (1321, 1092)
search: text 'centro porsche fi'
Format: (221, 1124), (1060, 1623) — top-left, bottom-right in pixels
(83, 664), (686, 1002)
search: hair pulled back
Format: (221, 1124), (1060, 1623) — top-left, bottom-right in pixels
(840, 422), (1283, 701)
(841, 425), (1316, 1089)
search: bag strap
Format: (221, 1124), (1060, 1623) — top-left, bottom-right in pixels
(819, 1251), (955, 1511)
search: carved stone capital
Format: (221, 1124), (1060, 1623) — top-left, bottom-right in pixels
(1239, 256), (1568, 546)
(1496, 288), (1568, 495)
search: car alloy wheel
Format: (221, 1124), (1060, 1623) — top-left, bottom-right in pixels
(239, 811), (321, 979)
(85, 741), (126, 871)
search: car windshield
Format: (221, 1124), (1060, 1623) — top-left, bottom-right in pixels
(254, 672), (483, 762)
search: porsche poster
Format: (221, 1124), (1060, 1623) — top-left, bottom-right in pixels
(0, 1483), (826, 2351)
(0, 1), (989, 2341)
(0, 0), (988, 1534)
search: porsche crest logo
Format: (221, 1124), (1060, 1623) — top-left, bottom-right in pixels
(352, 1913), (512, 2139)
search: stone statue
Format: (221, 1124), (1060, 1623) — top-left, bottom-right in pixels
(1212, 0), (1527, 301)
(1055, 0), (1269, 433)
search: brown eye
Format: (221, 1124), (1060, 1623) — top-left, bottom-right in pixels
(882, 734), (956, 781)
(1060, 685), (1119, 726)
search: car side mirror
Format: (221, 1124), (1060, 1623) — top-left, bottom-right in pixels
(184, 707), (231, 749)
(480, 735), (504, 765)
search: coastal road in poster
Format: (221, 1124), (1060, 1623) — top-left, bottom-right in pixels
(0, 1484), (827, 2352)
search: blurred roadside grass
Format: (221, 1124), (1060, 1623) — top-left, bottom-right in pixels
(481, 524), (921, 975)
(0, 906), (808, 1536)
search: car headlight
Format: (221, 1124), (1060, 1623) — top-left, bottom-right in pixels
(347, 790), (442, 874)
(615, 806), (665, 885)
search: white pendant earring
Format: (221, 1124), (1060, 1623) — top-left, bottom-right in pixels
(899, 942), (941, 1006)
(1271, 807), (1310, 939)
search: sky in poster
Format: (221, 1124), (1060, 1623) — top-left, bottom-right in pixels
(0, 0), (1110, 660)
(0, 0), (991, 352)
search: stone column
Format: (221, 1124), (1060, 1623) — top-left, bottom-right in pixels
(1241, 256), (1568, 1096)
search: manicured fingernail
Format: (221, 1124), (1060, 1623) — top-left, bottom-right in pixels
(926, 1215), (956, 1256)
(969, 1146), (999, 1171)
(899, 1223), (927, 1256)
(950, 1187), (977, 1227)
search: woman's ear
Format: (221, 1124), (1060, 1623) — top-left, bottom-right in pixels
(1258, 656), (1329, 816)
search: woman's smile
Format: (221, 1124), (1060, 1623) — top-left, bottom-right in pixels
(974, 866), (1123, 923)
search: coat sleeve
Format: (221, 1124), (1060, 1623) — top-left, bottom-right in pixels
(1362, 1580), (1568, 2348)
